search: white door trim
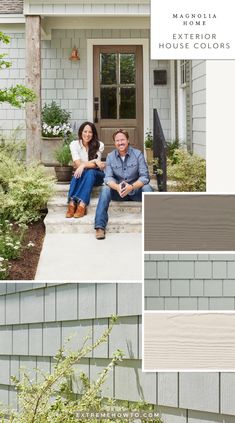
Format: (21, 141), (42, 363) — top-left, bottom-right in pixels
(87, 38), (149, 145)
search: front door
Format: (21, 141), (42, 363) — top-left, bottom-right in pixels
(93, 45), (143, 156)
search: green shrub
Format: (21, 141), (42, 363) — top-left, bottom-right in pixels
(0, 317), (162, 422)
(0, 217), (26, 260)
(0, 256), (8, 280)
(144, 130), (153, 149)
(166, 139), (180, 161)
(167, 148), (206, 192)
(0, 127), (26, 161)
(55, 143), (72, 166)
(0, 316), (163, 423)
(0, 151), (55, 223)
(3, 165), (55, 223)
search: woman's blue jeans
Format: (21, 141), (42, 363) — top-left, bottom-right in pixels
(68, 169), (104, 205)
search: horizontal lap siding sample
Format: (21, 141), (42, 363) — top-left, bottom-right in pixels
(144, 195), (235, 251)
(144, 312), (235, 371)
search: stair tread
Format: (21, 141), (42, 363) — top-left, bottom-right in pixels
(48, 197), (142, 208)
(45, 212), (142, 224)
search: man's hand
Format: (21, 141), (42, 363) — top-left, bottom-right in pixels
(118, 182), (133, 198)
(95, 160), (106, 171)
(74, 163), (85, 178)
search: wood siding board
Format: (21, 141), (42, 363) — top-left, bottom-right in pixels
(188, 409), (235, 423)
(0, 296), (6, 325)
(89, 358), (114, 397)
(96, 283), (117, 318)
(109, 316), (138, 359)
(220, 373), (235, 415)
(61, 320), (93, 358)
(179, 373), (219, 413)
(78, 284), (96, 320)
(0, 326), (13, 355)
(144, 195), (235, 251)
(20, 289), (44, 324)
(28, 323), (43, 356)
(117, 283), (142, 316)
(55, 284), (78, 321)
(158, 373), (179, 407)
(144, 313), (235, 371)
(157, 406), (187, 423)
(93, 319), (109, 358)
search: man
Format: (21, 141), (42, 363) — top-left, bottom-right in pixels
(94, 129), (153, 239)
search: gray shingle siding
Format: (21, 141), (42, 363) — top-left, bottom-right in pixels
(145, 254), (235, 310)
(0, 282), (235, 423)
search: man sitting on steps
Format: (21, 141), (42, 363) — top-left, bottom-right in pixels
(94, 128), (153, 240)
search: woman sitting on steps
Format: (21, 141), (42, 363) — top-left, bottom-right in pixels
(66, 121), (105, 218)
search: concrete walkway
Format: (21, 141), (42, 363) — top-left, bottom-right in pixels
(35, 232), (141, 281)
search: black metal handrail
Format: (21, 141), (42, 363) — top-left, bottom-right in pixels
(153, 108), (167, 191)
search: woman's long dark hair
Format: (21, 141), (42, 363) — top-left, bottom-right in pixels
(78, 121), (100, 160)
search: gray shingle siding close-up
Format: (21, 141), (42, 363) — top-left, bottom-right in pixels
(0, 282), (234, 423)
(0, 0), (23, 14)
(145, 254), (235, 310)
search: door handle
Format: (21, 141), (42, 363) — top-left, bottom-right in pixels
(94, 97), (99, 123)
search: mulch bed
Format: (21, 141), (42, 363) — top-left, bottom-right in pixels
(8, 218), (45, 280)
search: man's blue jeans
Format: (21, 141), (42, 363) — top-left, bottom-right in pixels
(68, 169), (104, 205)
(94, 184), (153, 230)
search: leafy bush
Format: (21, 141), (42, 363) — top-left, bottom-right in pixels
(0, 316), (163, 423)
(167, 148), (206, 192)
(42, 101), (72, 137)
(0, 151), (55, 223)
(0, 31), (36, 107)
(0, 127), (26, 161)
(144, 130), (153, 149)
(55, 143), (72, 166)
(0, 217), (26, 260)
(166, 139), (180, 161)
(0, 256), (8, 280)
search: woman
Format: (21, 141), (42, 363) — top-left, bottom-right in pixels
(66, 121), (105, 218)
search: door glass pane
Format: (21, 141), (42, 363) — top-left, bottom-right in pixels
(101, 53), (117, 85)
(119, 87), (136, 119)
(120, 53), (135, 84)
(101, 87), (117, 119)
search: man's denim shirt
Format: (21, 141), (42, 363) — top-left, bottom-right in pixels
(104, 146), (150, 186)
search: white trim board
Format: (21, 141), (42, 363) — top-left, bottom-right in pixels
(87, 38), (149, 143)
(144, 311), (235, 372)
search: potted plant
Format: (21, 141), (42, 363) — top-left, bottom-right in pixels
(144, 130), (153, 164)
(54, 143), (73, 182)
(41, 101), (72, 166)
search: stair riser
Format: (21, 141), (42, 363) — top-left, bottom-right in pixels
(46, 223), (141, 234)
(48, 205), (142, 214)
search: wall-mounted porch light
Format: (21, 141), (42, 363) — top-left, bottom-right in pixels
(69, 46), (80, 61)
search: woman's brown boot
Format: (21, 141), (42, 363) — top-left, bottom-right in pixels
(74, 205), (87, 218)
(66, 202), (76, 218)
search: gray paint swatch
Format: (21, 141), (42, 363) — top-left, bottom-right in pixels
(144, 194), (235, 251)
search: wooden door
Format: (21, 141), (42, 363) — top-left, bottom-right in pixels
(93, 45), (143, 156)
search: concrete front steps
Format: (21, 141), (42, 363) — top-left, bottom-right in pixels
(45, 184), (143, 234)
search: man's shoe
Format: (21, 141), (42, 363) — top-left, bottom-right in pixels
(66, 202), (76, 218)
(96, 228), (105, 240)
(74, 205), (87, 218)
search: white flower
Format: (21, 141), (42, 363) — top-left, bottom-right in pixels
(27, 241), (35, 248)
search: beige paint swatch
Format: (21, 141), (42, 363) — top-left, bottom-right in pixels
(144, 312), (235, 371)
(144, 194), (235, 251)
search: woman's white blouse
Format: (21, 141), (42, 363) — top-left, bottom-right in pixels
(70, 139), (104, 162)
